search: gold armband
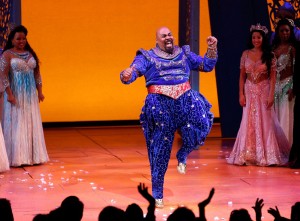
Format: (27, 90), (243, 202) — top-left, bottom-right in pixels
(206, 46), (217, 59)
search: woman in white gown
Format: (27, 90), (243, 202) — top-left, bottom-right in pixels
(0, 25), (49, 167)
(0, 124), (9, 172)
(0, 58), (9, 173)
(272, 18), (297, 146)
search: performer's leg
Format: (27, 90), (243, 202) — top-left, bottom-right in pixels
(176, 90), (213, 172)
(177, 124), (204, 164)
(140, 94), (176, 200)
(148, 129), (175, 199)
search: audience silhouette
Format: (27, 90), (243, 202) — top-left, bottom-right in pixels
(98, 206), (126, 221)
(197, 188), (215, 221)
(1, 184), (298, 221)
(0, 198), (14, 221)
(167, 207), (196, 221)
(32, 195), (84, 221)
(229, 209), (253, 221)
(228, 198), (264, 221)
(125, 183), (156, 221)
(268, 202), (300, 221)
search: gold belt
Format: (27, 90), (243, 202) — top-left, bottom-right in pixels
(147, 81), (191, 99)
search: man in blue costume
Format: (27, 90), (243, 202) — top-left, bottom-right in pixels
(120, 26), (218, 208)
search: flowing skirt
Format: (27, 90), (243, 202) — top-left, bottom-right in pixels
(3, 70), (49, 167)
(274, 76), (294, 146)
(227, 79), (290, 166)
(0, 124), (9, 172)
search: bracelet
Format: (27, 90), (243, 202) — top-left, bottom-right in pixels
(206, 47), (217, 59)
(36, 79), (42, 86)
(208, 45), (217, 50)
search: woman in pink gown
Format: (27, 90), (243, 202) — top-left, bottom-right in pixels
(227, 24), (290, 166)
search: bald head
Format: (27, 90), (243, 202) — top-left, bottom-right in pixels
(155, 26), (174, 53)
(156, 27), (171, 38)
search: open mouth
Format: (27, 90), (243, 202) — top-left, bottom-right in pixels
(165, 40), (173, 48)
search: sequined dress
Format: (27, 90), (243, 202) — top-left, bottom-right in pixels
(0, 50), (49, 166)
(0, 51), (9, 172)
(227, 51), (290, 166)
(274, 46), (295, 146)
(0, 124), (9, 172)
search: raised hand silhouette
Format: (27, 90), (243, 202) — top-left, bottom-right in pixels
(197, 188), (215, 221)
(252, 198), (264, 221)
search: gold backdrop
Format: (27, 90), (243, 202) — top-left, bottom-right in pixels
(22, 0), (219, 122)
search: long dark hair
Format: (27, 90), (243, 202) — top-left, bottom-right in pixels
(247, 29), (274, 72)
(272, 18), (297, 49)
(3, 25), (40, 73)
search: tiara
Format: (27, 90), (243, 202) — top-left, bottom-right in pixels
(286, 18), (295, 27)
(250, 23), (268, 34)
(273, 18), (295, 29)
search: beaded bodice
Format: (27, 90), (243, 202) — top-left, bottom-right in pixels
(277, 53), (291, 72)
(244, 58), (268, 77)
(11, 57), (36, 73)
(0, 50), (42, 91)
(9, 50), (36, 73)
(240, 51), (268, 83)
(275, 46), (294, 79)
(241, 50), (274, 83)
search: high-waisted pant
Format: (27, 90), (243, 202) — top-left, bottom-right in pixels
(140, 89), (213, 199)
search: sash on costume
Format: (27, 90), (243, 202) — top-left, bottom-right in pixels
(147, 81), (191, 99)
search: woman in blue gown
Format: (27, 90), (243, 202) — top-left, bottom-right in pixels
(0, 25), (49, 167)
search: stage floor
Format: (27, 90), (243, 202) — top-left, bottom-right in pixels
(0, 124), (299, 221)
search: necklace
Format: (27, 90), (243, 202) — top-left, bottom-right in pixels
(152, 46), (181, 59)
(10, 50), (30, 60)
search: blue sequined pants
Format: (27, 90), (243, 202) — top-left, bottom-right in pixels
(140, 90), (213, 199)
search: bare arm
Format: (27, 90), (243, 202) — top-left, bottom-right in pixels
(239, 67), (247, 107)
(0, 52), (16, 105)
(267, 206), (290, 221)
(137, 183), (155, 221)
(34, 68), (45, 102)
(288, 46), (296, 101)
(267, 57), (276, 109)
(197, 188), (215, 221)
(252, 198), (264, 221)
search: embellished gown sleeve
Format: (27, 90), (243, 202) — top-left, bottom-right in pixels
(0, 52), (11, 93)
